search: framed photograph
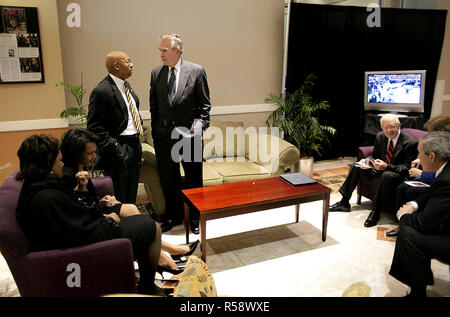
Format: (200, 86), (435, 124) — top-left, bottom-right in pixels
(0, 6), (45, 84)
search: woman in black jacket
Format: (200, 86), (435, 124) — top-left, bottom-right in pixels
(15, 134), (162, 295)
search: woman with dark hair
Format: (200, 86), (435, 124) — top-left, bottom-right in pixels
(15, 134), (162, 295)
(60, 128), (198, 275)
(60, 128), (142, 218)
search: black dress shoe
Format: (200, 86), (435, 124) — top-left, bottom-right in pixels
(364, 210), (380, 227)
(386, 226), (400, 237)
(190, 219), (199, 234)
(329, 201), (351, 212)
(172, 240), (200, 261)
(156, 265), (185, 279)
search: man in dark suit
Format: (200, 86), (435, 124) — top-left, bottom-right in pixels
(150, 34), (211, 233)
(389, 131), (450, 297)
(330, 114), (418, 227)
(87, 51), (143, 204)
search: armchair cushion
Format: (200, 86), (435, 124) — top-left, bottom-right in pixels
(173, 255), (217, 297)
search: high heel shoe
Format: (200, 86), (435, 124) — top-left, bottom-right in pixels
(157, 265), (185, 279)
(171, 240), (199, 261)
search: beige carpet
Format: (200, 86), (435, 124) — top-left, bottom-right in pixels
(176, 221), (338, 274)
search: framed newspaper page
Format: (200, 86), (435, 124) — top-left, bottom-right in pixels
(0, 6), (45, 84)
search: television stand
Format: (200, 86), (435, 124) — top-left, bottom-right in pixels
(363, 112), (425, 145)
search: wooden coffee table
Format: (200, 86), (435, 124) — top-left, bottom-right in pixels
(182, 176), (331, 262)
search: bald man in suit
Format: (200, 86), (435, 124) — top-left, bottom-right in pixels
(88, 51), (143, 204)
(150, 34), (211, 233)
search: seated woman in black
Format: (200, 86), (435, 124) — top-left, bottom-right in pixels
(15, 134), (162, 295)
(60, 128), (198, 275)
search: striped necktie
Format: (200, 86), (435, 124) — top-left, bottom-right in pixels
(124, 82), (143, 136)
(385, 140), (394, 164)
(168, 67), (176, 104)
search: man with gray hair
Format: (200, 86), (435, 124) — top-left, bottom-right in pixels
(389, 131), (450, 297)
(330, 114), (418, 227)
(150, 33), (211, 233)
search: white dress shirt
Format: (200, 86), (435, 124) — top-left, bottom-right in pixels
(109, 73), (138, 136)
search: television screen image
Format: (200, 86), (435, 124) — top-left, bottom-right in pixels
(367, 74), (422, 104)
(364, 70), (426, 113)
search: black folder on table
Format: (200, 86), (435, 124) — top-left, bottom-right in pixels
(279, 172), (317, 186)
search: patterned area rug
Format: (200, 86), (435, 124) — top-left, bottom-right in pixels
(316, 175), (346, 193)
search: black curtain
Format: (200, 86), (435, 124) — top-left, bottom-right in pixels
(285, 3), (447, 159)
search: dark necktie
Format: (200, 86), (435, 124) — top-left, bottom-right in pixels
(168, 67), (176, 104)
(385, 140), (394, 164)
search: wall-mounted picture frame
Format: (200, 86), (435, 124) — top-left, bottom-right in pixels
(0, 6), (45, 84)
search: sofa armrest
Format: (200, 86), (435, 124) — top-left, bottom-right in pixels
(358, 146), (374, 160)
(20, 238), (137, 297)
(245, 133), (300, 175)
(141, 142), (157, 166)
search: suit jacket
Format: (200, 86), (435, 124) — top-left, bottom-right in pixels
(401, 163), (450, 234)
(87, 75), (142, 167)
(370, 130), (418, 177)
(149, 59), (211, 141)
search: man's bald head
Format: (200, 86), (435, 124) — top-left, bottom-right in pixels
(105, 51), (133, 80)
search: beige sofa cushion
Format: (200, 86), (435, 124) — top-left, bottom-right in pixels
(179, 162), (223, 187)
(202, 162), (223, 186)
(203, 121), (245, 159)
(205, 157), (271, 184)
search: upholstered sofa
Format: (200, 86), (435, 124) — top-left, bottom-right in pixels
(0, 172), (137, 297)
(139, 120), (300, 215)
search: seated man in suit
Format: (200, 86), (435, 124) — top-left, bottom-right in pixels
(389, 131), (450, 297)
(386, 114), (450, 237)
(330, 114), (418, 227)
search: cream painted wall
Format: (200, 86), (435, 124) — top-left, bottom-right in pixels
(0, 0), (66, 122)
(436, 0), (450, 116)
(56, 0), (285, 118)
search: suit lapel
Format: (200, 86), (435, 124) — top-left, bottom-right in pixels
(107, 76), (128, 115)
(392, 132), (404, 160)
(173, 60), (190, 105)
(380, 135), (388, 158)
(158, 66), (170, 106)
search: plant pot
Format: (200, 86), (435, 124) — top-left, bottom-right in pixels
(298, 157), (314, 178)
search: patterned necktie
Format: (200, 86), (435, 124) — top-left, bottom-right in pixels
(385, 140), (394, 164)
(168, 67), (176, 104)
(124, 82), (143, 136)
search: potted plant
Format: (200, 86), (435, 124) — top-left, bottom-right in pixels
(57, 73), (88, 128)
(265, 74), (336, 176)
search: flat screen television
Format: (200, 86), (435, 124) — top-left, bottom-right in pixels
(364, 70), (426, 113)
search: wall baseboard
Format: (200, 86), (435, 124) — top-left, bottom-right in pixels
(143, 104), (277, 119)
(0, 104), (277, 132)
(0, 119), (69, 133)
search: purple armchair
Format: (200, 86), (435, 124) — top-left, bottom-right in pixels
(356, 128), (428, 205)
(0, 172), (137, 297)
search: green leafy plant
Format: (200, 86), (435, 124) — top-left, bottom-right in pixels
(265, 74), (336, 158)
(57, 74), (87, 128)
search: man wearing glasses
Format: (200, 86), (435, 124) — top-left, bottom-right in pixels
(329, 114), (418, 227)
